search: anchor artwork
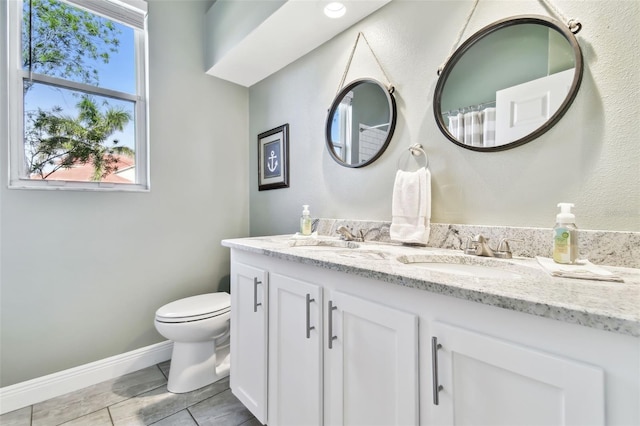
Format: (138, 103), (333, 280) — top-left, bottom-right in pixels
(258, 124), (289, 191)
(264, 141), (281, 179)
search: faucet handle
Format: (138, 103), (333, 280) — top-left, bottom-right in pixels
(472, 234), (488, 243)
(337, 225), (362, 241)
(494, 238), (523, 259)
(336, 225), (351, 240)
(463, 236), (478, 255)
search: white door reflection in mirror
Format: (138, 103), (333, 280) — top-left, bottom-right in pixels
(495, 68), (574, 145)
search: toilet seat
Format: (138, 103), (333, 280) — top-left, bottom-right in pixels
(155, 293), (230, 323)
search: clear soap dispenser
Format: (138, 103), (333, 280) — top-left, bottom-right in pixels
(553, 203), (578, 264)
(300, 205), (312, 236)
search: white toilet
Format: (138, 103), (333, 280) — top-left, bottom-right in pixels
(154, 292), (231, 393)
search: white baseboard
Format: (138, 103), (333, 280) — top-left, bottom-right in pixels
(0, 341), (173, 415)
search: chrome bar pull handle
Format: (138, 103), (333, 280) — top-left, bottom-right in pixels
(253, 277), (262, 313)
(431, 336), (444, 405)
(328, 300), (338, 349)
(305, 293), (315, 339)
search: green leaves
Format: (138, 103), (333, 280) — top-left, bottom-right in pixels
(23, 0), (122, 86)
(26, 96), (133, 181)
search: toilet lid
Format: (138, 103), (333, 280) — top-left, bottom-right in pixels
(155, 292), (230, 322)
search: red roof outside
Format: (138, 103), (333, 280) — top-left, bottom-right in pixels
(31, 154), (135, 183)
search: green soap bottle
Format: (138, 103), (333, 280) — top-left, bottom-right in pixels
(553, 203), (578, 264)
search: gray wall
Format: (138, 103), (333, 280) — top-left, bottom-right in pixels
(249, 0), (640, 236)
(0, 0), (250, 386)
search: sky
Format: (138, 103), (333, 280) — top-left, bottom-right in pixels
(23, 3), (138, 150)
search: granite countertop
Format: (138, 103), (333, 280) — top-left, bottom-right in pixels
(222, 235), (640, 337)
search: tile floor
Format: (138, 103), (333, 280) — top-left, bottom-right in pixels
(0, 361), (259, 426)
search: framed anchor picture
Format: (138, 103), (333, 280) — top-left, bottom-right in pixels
(258, 123), (290, 191)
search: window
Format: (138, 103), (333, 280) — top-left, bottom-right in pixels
(330, 91), (353, 162)
(6, 0), (148, 191)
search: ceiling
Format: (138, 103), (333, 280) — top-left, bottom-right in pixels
(204, 0), (392, 87)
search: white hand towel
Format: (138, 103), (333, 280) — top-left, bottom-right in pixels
(390, 167), (431, 245)
(536, 257), (624, 282)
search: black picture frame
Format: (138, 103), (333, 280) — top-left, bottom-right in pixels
(258, 124), (289, 191)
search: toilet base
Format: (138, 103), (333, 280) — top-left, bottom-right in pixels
(167, 341), (230, 394)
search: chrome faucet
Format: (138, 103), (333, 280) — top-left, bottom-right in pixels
(337, 226), (364, 242)
(463, 235), (522, 259)
(464, 234), (495, 257)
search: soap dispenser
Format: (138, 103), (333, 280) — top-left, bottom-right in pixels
(553, 203), (578, 264)
(300, 205), (312, 236)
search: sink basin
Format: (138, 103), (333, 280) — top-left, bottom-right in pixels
(287, 239), (392, 260)
(288, 239), (360, 249)
(395, 254), (538, 279)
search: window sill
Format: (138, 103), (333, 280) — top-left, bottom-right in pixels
(9, 179), (150, 192)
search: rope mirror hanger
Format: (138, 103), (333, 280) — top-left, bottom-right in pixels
(437, 0), (582, 76)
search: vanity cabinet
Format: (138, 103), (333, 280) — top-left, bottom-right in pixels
(231, 251), (419, 426)
(227, 247), (638, 426)
(324, 290), (418, 426)
(230, 261), (268, 424)
(430, 321), (605, 425)
(268, 273), (323, 426)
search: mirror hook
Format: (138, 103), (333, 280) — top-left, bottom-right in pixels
(539, 0), (583, 34)
(567, 18), (582, 34)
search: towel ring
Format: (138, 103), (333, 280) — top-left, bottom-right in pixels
(397, 144), (429, 171)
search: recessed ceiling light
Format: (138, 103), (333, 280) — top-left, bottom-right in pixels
(324, 2), (346, 19)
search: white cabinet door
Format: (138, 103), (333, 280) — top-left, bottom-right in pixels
(430, 321), (605, 426)
(324, 290), (419, 426)
(268, 273), (323, 426)
(230, 261), (268, 424)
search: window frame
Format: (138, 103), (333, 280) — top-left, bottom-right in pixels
(6, 0), (149, 192)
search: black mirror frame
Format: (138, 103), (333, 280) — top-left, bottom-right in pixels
(433, 15), (584, 152)
(325, 78), (397, 168)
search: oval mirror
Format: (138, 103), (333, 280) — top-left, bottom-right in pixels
(434, 15), (583, 151)
(325, 78), (397, 167)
